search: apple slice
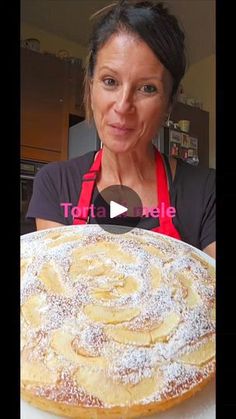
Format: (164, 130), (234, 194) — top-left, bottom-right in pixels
(38, 262), (65, 295)
(178, 338), (215, 366)
(21, 294), (47, 328)
(83, 304), (140, 324)
(20, 258), (32, 281)
(150, 312), (180, 343)
(115, 276), (139, 295)
(21, 361), (57, 385)
(75, 368), (159, 405)
(51, 330), (106, 368)
(179, 274), (201, 308)
(150, 266), (162, 289)
(106, 326), (150, 346)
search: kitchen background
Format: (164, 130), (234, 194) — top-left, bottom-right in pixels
(20, 0), (215, 234)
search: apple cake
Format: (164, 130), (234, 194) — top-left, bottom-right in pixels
(21, 225), (215, 418)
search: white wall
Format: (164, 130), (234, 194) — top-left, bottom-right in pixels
(21, 22), (88, 64)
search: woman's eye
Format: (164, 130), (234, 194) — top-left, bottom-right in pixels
(140, 85), (157, 94)
(103, 78), (117, 87)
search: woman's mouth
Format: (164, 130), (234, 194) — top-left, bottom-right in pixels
(108, 124), (135, 136)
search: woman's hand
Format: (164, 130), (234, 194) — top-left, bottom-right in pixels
(36, 218), (64, 231)
(203, 241), (216, 259)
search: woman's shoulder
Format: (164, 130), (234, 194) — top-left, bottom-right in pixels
(37, 151), (96, 179)
(170, 157), (215, 207)
(173, 157), (215, 184)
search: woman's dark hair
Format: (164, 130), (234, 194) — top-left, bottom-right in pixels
(84, 0), (186, 121)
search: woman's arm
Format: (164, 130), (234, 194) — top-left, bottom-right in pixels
(203, 241), (216, 259)
(36, 218), (64, 231)
(27, 163), (69, 230)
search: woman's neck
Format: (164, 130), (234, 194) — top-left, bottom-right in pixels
(99, 144), (156, 187)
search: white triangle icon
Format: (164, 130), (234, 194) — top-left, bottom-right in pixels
(110, 201), (128, 218)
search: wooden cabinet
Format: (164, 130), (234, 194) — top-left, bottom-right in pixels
(67, 61), (85, 117)
(21, 48), (85, 162)
(171, 102), (209, 168)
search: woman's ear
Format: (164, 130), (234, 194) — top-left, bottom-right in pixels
(171, 84), (182, 108)
(167, 103), (173, 116)
(164, 102), (173, 124)
(164, 111), (171, 126)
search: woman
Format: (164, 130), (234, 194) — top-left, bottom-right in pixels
(27, 0), (215, 258)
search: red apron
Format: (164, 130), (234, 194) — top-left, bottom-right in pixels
(73, 149), (181, 240)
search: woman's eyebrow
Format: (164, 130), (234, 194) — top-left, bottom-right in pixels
(98, 65), (118, 74)
(137, 76), (164, 82)
(98, 66), (163, 81)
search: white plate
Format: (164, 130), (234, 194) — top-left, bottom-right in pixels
(21, 379), (215, 419)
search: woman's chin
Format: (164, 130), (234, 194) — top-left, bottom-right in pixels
(103, 139), (136, 154)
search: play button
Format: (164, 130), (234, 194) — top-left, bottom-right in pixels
(92, 185), (143, 234)
(110, 201), (128, 218)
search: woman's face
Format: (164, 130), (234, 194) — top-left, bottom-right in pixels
(90, 32), (173, 154)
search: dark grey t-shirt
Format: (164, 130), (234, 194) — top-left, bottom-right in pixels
(26, 151), (215, 250)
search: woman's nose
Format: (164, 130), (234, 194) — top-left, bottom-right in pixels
(114, 87), (135, 114)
